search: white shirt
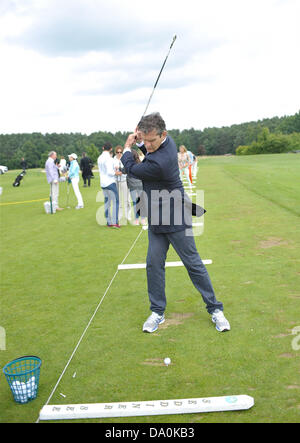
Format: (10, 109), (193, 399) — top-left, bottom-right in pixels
(97, 151), (116, 188)
(113, 156), (126, 182)
(59, 158), (67, 173)
(45, 157), (59, 184)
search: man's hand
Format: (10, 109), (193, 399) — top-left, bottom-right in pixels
(125, 133), (137, 149)
(135, 127), (143, 144)
(125, 128), (144, 148)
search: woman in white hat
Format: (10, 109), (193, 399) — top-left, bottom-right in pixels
(68, 153), (84, 209)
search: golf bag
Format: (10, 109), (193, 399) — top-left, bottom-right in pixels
(13, 170), (26, 187)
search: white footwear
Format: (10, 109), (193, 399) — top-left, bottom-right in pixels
(143, 312), (165, 333)
(211, 309), (231, 332)
(75, 205), (84, 209)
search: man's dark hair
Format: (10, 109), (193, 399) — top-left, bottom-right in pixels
(103, 142), (112, 151)
(137, 112), (166, 136)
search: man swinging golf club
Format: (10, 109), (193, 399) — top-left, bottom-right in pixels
(121, 113), (230, 333)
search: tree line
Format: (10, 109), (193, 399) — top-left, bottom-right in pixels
(0, 111), (299, 169)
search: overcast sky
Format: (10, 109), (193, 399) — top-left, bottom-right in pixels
(0, 0), (299, 134)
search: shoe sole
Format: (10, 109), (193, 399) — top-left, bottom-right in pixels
(143, 317), (165, 333)
(212, 318), (230, 332)
(215, 326), (230, 332)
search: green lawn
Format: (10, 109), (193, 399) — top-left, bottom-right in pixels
(0, 153), (299, 423)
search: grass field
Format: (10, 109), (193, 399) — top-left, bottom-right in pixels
(0, 153), (299, 423)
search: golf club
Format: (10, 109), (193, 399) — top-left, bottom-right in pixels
(66, 179), (71, 209)
(142, 35), (177, 118)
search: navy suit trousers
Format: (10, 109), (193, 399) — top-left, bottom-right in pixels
(146, 228), (223, 315)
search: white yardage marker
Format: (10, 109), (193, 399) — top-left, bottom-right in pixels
(118, 260), (212, 270)
(142, 222), (203, 231)
(39, 395), (254, 420)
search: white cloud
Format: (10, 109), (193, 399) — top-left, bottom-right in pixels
(0, 0), (299, 134)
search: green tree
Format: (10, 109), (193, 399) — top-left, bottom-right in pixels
(85, 143), (100, 165)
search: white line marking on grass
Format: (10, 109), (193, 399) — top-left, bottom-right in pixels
(0, 198), (48, 206)
(118, 260), (212, 270)
(36, 228), (144, 423)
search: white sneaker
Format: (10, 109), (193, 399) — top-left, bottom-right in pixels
(211, 309), (231, 332)
(143, 312), (165, 333)
(76, 205), (84, 210)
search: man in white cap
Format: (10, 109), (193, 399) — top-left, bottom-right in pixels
(68, 153), (84, 209)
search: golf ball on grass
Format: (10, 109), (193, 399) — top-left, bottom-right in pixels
(164, 357), (171, 366)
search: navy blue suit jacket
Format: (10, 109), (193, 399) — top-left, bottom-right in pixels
(121, 135), (191, 233)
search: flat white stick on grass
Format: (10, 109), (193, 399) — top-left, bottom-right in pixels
(39, 395), (254, 420)
(118, 260), (212, 270)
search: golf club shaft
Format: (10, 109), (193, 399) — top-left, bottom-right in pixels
(142, 35), (177, 118)
(66, 180), (70, 208)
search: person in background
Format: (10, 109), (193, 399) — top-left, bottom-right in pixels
(98, 142), (122, 228)
(20, 157), (27, 171)
(80, 152), (93, 187)
(45, 151), (64, 211)
(126, 149), (147, 226)
(187, 149), (194, 185)
(191, 153), (198, 178)
(178, 145), (192, 190)
(68, 153), (84, 209)
(113, 146), (131, 223)
(59, 156), (68, 177)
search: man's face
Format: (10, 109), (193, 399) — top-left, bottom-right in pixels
(140, 129), (167, 153)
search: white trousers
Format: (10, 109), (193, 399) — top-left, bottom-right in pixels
(117, 180), (131, 220)
(71, 177), (84, 207)
(50, 182), (59, 206)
